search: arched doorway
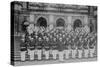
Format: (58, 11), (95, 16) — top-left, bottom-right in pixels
(56, 18), (65, 27)
(73, 19), (82, 30)
(37, 17), (47, 28)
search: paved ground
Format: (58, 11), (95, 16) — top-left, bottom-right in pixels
(14, 57), (97, 66)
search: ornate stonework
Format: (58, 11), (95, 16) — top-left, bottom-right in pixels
(13, 1), (97, 33)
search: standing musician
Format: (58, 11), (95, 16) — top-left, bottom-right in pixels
(51, 37), (58, 60)
(28, 36), (36, 60)
(83, 38), (89, 58)
(77, 37), (83, 58)
(20, 34), (27, 61)
(43, 36), (50, 60)
(58, 37), (65, 61)
(71, 38), (77, 59)
(36, 37), (43, 60)
(64, 37), (70, 59)
(89, 36), (96, 58)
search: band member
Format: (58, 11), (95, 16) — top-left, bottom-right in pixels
(56, 34), (59, 39)
(83, 38), (89, 58)
(43, 37), (50, 60)
(77, 39), (83, 58)
(71, 39), (77, 59)
(58, 38), (65, 61)
(64, 38), (70, 59)
(48, 33), (53, 59)
(21, 19), (29, 33)
(36, 37), (42, 60)
(89, 37), (96, 57)
(20, 34), (27, 61)
(51, 37), (58, 60)
(28, 36), (35, 60)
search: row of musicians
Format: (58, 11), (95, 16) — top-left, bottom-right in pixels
(21, 34), (96, 51)
(20, 34), (96, 61)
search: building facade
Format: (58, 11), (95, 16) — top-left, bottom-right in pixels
(11, 1), (97, 66)
(13, 1), (97, 34)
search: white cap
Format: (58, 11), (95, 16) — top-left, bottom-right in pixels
(54, 38), (56, 41)
(35, 35), (38, 38)
(59, 34), (61, 36)
(63, 34), (65, 37)
(39, 37), (42, 41)
(46, 37), (49, 41)
(59, 38), (62, 40)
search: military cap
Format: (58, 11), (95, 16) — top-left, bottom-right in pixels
(35, 35), (38, 39)
(38, 37), (42, 41)
(46, 37), (49, 41)
(59, 33), (62, 36)
(59, 37), (62, 41)
(43, 36), (46, 39)
(63, 34), (65, 37)
(53, 37), (56, 41)
(56, 34), (59, 38)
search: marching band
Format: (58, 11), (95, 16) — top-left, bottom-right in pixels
(20, 24), (97, 62)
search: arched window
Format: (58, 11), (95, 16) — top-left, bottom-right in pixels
(37, 17), (47, 28)
(56, 18), (65, 27)
(73, 19), (82, 30)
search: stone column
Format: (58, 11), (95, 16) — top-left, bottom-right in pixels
(84, 15), (90, 33)
(84, 15), (89, 25)
(49, 15), (54, 27)
(29, 14), (35, 23)
(67, 16), (72, 32)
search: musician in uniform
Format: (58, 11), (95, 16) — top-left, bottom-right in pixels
(47, 33), (53, 59)
(89, 36), (95, 57)
(43, 36), (50, 60)
(83, 38), (89, 58)
(67, 34), (72, 58)
(77, 38), (83, 58)
(28, 36), (35, 60)
(36, 37), (43, 60)
(71, 38), (77, 59)
(51, 37), (58, 60)
(64, 38), (70, 59)
(20, 34), (27, 61)
(26, 24), (34, 56)
(58, 37), (65, 61)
